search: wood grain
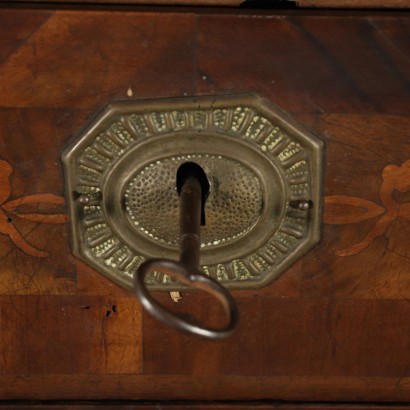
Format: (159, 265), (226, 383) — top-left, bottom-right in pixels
(0, 7), (409, 403)
(143, 298), (410, 378)
(3, 0), (409, 9)
(0, 295), (142, 375)
(0, 11), (196, 110)
(196, 15), (410, 116)
(298, 0), (410, 8)
(0, 373), (409, 401)
(300, 114), (410, 299)
(2, 404), (410, 410)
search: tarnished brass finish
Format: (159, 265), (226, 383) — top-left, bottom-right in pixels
(135, 173), (239, 339)
(62, 94), (323, 291)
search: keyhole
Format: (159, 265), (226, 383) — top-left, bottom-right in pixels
(176, 162), (210, 226)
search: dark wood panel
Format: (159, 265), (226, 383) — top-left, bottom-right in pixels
(0, 8), (409, 403)
(0, 9), (53, 65)
(299, 113), (410, 299)
(0, 295), (142, 375)
(3, 0), (409, 9)
(0, 374), (409, 401)
(0, 10), (196, 110)
(2, 404), (410, 410)
(196, 15), (410, 116)
(298, 0), (410, 8)
(143, 298), (410, 378)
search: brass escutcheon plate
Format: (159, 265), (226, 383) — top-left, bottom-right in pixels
(63, 94), (323, 291)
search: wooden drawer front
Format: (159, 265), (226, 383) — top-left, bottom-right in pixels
(0, 8), (409, 402)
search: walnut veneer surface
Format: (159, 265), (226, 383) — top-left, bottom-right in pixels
(0, 6), (409, 402)
(3, 1), (409, 9)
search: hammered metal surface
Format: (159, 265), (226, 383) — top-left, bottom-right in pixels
(125, 155), (263, 248)
(62, 94), (323, 291)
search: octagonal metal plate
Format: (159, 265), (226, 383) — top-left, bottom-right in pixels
(62, 94), (323, 291)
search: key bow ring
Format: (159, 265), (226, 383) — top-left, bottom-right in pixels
(134, 163), (239, 340)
